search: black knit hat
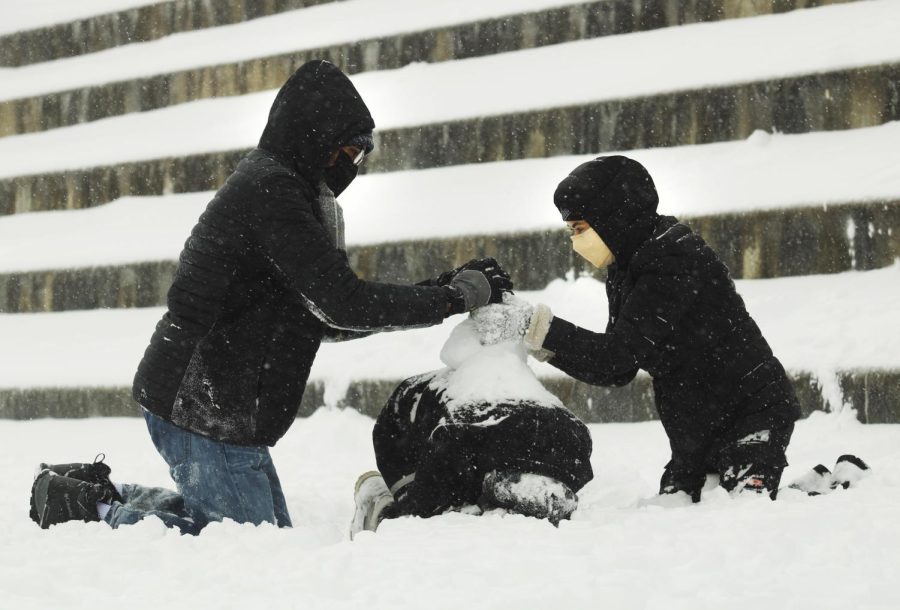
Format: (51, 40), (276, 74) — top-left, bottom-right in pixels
(554, 156), (660, 262)
(345, 132), (375, 154)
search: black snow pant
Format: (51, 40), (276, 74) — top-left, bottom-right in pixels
(659, 423), (794, 500)
(655, 372), (797, 501)
(373, 374), (594, 518)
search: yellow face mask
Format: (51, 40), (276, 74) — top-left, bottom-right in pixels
(571, 227), (615, 268)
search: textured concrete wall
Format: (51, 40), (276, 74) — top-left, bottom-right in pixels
(3, 64), (898, 216)
(2, 201), (896, 313)
(1, 370), (896, 423)
(0, 0), (855, 135)
(353, 201), (900, 284)
(0, 261), (176, 313)
(0, 0), (340, 67)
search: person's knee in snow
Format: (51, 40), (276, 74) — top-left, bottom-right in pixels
(709, 424), (793, 499)
(35, 61), (520, 533)
(658, 462), (706, 503)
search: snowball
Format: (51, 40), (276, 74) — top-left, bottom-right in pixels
(434, 298), (563, 414)
(439, 319), (483, 369)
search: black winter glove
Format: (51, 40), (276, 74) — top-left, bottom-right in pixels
(444, 267), (515, 316)
(419, 257), (514, 295)
(445, 270), (490, 315)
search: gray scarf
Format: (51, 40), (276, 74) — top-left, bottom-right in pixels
(316, 180), (345, 250)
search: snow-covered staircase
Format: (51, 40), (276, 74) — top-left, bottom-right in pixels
(0, 0), (336, 67)
(0, 0), (897, 422)
(0, 0), (858, 136)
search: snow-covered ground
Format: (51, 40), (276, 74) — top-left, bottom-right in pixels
(2, 122), (899, 273)
(3, 2), (897, 608)
(2, 267), (898, 405)
(0, 0), (160, 36)
(3, 1), (900, 179)
(2, 408), (899, 609)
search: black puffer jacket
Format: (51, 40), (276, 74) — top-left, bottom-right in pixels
(133, 61), (448, 446)
(542, 156), (801, 467)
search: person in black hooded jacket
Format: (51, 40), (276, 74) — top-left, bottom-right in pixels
(522, 156), (801, 502)
(28, 60), (512, 533)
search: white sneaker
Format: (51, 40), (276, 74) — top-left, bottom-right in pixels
(349, 471), (394, 540)
(788, 464), (835, 496)
(832, 454), (870, 489)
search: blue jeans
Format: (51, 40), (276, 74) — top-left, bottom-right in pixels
(105, 410), (291, 534)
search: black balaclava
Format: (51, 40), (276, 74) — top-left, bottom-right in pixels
(322, 132), (375, 197)
(553, 155), (660, 266)
(258, 60), (375, 195)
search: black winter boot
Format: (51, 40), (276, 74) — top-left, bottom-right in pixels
(36, 454), (123, 504)
(30, 470), (118, 529)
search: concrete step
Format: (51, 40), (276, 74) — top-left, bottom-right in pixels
(4, 62), (899, 216)
(2, 200), (897, 313)
(2, 123), (898, 312)
(0, 0), (857, 135)
(2, 267), (897, 419)
(2, 369), (896, 424)
(0, 1), (338, 67)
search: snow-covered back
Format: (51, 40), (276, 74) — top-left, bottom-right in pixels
(2, 408), (898, 609)
(3, 121), (899, 273)
(3, 1), (900, 179)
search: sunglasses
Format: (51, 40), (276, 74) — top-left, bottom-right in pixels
(341, 145), (368, 166)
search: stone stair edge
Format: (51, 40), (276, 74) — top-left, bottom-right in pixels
(0, 367), (896, 423)
(0, 0), (858, 136)
(2, 199), (897, 313)
(0, 0), (341, 68)
(3, 61), (898, 216)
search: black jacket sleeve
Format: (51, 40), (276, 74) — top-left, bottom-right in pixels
(542, 268), (700, 386)
(320, 327), (376, 342)
(249, 173), (448, 332)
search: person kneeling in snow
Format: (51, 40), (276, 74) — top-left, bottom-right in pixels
(350, 297), (593, 538)
(523, 156), (802, 503)
(28, 60), (511, 533)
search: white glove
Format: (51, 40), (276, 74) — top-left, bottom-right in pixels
(469, 293), (533, 345)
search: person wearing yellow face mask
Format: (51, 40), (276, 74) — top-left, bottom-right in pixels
(523, 155), (802, 503)
(567, 220), (614, 269)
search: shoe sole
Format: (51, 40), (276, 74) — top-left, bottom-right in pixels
(350, 471), (389, 540)
(30, 471), (54, 529)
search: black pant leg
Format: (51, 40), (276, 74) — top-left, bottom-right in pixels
(473, 404), (593, 492)
(372, 374), (480, 518)
(711, 423), (794, 498)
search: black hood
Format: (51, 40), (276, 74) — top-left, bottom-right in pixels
(553, 155), (660, 266)
(258, 60), (375, 184)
